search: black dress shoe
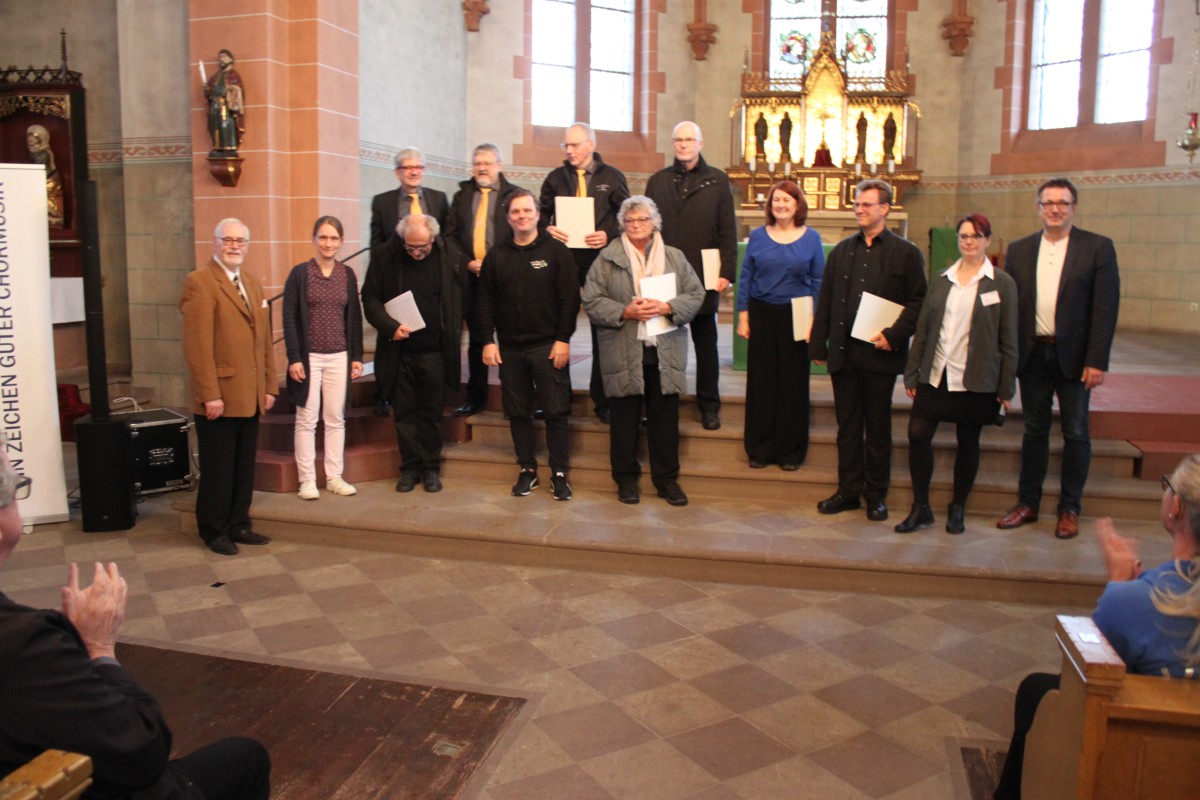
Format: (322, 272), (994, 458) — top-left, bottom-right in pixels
(230, 529), (271, 545)
(701, 412), (721, 431)
(453, 402), (481, 416)
(422, 471), (443, 493)
(817, 493), (861, 515)
(779, 462), (800, 472)
(748, 458), (771, 469)
(596, 408), (612, 424)
(617, 483), (639, 504)
(866, 500), (888, 522)
(374, 399), (390, 417)
(396, 472), (418, 492)
(894, 504), (934, 533)
(946, 504), (966, 535)
(656, 481), (689, 506)
(207, 535), (239, 556)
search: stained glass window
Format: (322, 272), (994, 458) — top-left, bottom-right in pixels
(768, 0), (888, 82)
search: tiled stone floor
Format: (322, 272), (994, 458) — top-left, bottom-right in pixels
(7, 495), (1098, 800)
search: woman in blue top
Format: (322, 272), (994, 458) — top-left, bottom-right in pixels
(993, 453), (1200, 799)
(736, 181), (824, 470)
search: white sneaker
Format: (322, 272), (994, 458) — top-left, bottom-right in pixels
(326, 476), (357, 496)
(297, 481), (320, 500)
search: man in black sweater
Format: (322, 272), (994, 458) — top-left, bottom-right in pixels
(476, 190), (580, 500)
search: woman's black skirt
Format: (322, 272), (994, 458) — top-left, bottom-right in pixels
(911, 376), (996, 426)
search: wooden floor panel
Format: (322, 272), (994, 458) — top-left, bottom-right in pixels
(119, 644), (526, 800)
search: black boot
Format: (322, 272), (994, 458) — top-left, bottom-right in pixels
(946, 503), (965, 534)
(894, 504), (934, 533)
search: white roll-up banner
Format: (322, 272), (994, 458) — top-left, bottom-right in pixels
(0, 163), (70, 524)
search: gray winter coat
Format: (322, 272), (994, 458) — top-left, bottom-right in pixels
(582, 238), (705, 398)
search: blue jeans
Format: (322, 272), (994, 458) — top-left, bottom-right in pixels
(1017, 342), (1092, 514)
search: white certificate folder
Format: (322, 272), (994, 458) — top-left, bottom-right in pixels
(791, 296), (812, 342)
(554, 196), (595, 248)
(384, 290), (426, 332)
(639, 273), (678, 337)
(850, 291), (904, 343)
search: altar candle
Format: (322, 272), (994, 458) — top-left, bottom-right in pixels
(784, 162), (791, 176)
(869, 162), (876, 174)
(748, 158), (756, 173)
(887, 159), (895, 175)
(854, 162), (862, 177)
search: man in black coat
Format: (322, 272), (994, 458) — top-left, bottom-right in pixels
(445, 143), (523, 416)
(996, 178), (1120, 539)
(811, 179), (927, 522)
(361, 215), (466, 493)
(0, 452), (270, 800)
(645, 121), (737, 430)
(538, 122), (630, 422)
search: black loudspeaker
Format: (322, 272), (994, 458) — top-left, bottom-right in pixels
(75, 416), (136, 532)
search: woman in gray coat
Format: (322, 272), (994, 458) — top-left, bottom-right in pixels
(897, 213), (1018, 534)
(583, 196), (705, 506)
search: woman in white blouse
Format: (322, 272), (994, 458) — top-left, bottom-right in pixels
(897, 214), (1018, 534)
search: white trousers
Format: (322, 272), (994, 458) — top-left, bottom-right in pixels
(294, 351), (348, 484)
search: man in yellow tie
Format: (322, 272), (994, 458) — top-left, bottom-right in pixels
(537, 122), (630, 424)
(368, 146), (450, 415)
(368, 146), (450, 247)
(445, 144), (523, 416)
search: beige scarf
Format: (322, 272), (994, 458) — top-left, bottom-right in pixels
(621, 231), (666, 346)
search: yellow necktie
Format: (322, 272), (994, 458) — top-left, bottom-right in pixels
(576, 169), (587, 198)
(408, 192), (422, 216)
(473, 187), (492, 262)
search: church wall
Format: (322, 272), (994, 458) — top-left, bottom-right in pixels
(359, 0), (469, 244)
(464, 1), (525, 179)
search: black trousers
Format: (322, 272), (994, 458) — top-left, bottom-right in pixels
(500, 341), (571, 474)
(194, 413), (260, 544)
(830, 356), (897, 501)
(609, 359), (680, 488)
(464, 277), (488, 407)
(744, 298), (810, 465)
(689, 311), (721, 415)
(172, 736), (271, 800)
(389, 350), (445, 475)
(993, 672), (1060, 799)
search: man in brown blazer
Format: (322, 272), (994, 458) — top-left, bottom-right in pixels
(180, 219), (278, 555)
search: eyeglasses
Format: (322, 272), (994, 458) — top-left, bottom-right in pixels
(218, 237), (248, 246)
(624, 216), (653, 226)
(672, 137), (698, 144)
(1163, 474), (1176, 495)
(398, 164), (425, 172)
(404, 242), (433, 255)
(473, 161), (498, 168)
(1037, 200), (1074, 209)
(560, 141), (589, 151)
(13, 475), (31, 501)
(957, 233), (985, 241)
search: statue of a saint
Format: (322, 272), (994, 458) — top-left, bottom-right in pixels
(778, 113), (793, 162)
(754, 113), (768, 159)
(204, 49), (245, 157)
(26, 124), (64, 228)
(883, 112), (897, 160)
(855, 112), (867, 162)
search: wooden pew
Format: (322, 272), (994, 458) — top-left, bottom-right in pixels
(0, 751), (91, 800)
(1022, 615), (1200, 800)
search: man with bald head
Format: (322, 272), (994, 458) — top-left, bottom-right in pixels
(645, 121), (737, 430)
(538, 122), (630, 423)
(362, 214), (467, 492)
(180, 219), (277, 556)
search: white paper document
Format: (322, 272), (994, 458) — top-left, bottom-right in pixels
(638, 273), (678, 337)
(850, 291), (905, 343)
(701, 249), (721, 291)
(791, 295), (813, 342)
(554, 196), (595, 248)
(384, 290), (426, 332)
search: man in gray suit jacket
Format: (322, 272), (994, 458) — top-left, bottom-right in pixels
(996, 178), (1120, 539)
